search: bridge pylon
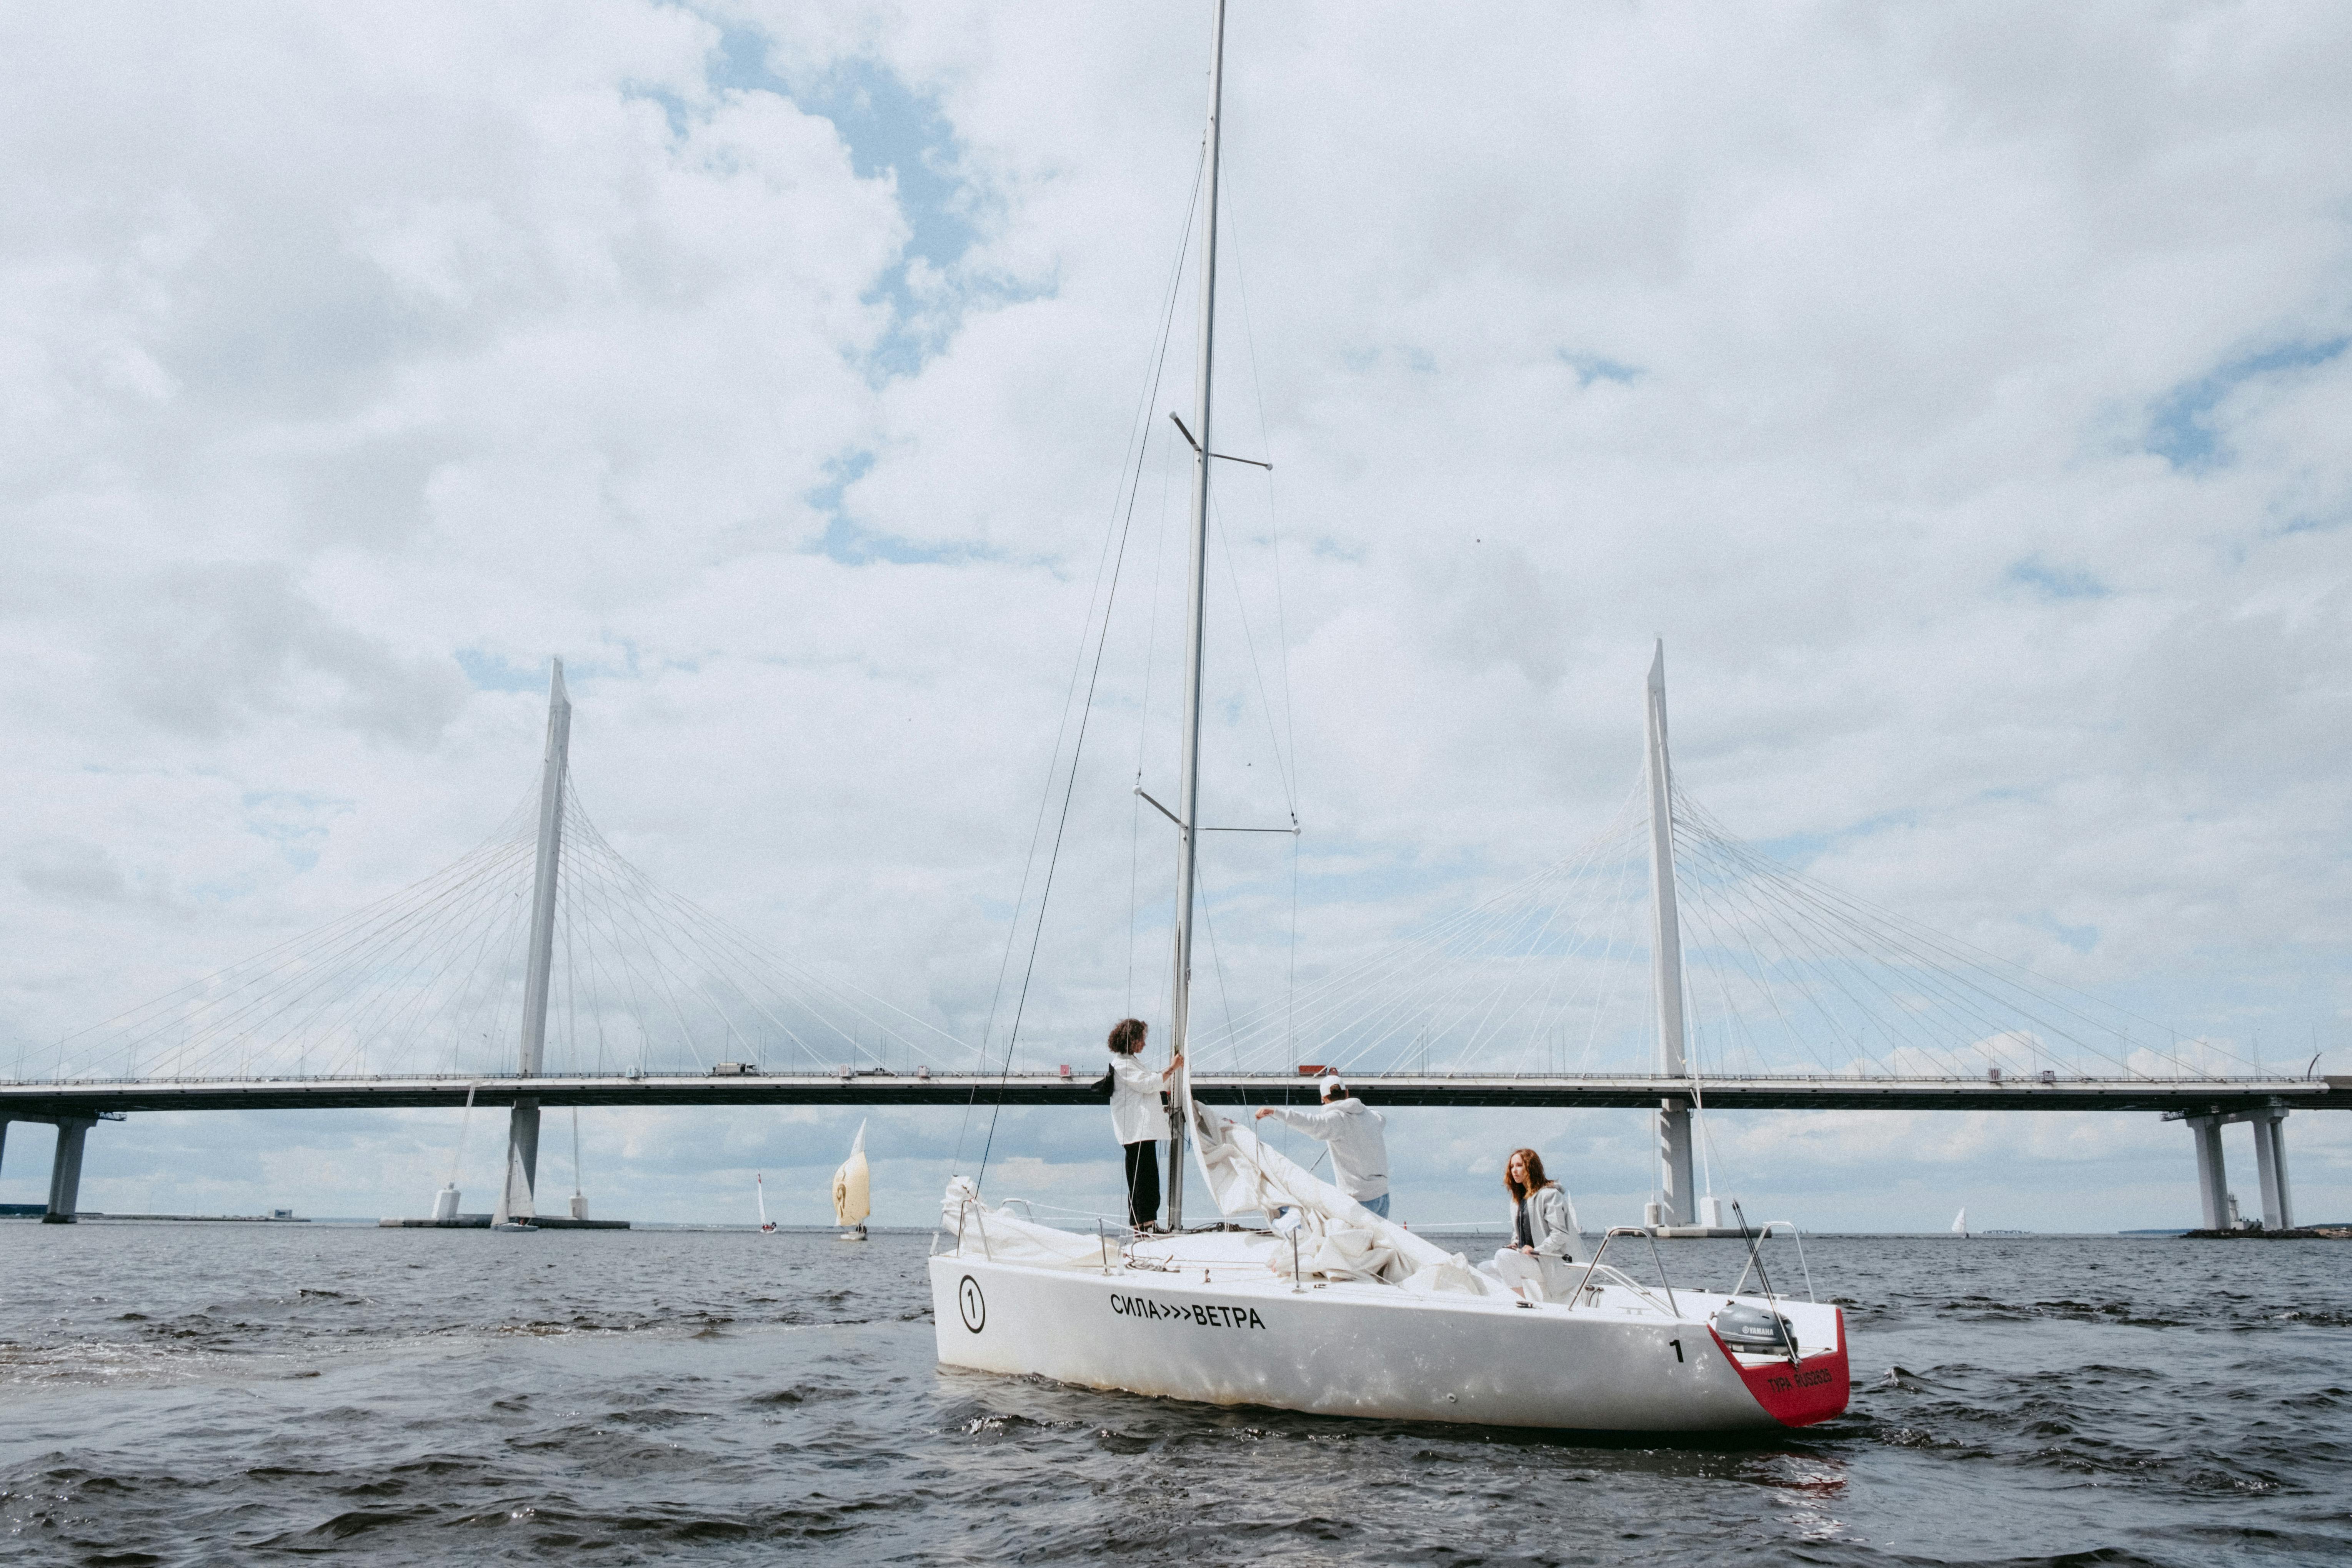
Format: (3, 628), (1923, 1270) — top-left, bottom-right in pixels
(1644, 641), (1698, 1226)
(493, 659), (571, 1225)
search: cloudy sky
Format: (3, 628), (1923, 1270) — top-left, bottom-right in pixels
(3, 2), (2347, 1233)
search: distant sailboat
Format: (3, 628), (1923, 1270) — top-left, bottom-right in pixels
(756, 1172), (777, 1234)
(489, 1138), (536, 1231)
(1951, 1207), (1969, 1239)
(832, 1121), (870, 1242)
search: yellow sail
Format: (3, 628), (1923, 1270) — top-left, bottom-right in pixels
(831, 1120), (870, 1228)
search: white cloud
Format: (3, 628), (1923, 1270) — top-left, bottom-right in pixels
(3, 2), (2350, 1230)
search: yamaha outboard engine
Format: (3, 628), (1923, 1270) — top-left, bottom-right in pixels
(1713, 1302), (1797, 1355)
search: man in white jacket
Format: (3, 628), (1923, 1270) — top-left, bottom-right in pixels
(1254, 1077), (1392, 1218)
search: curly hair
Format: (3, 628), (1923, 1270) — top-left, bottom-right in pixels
(1107, 1018), (1149, 1055)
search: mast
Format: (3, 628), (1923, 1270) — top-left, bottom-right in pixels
(1644, 641), (1697, 1228)
(1166, 0), (1228, 1231)
(496, 658), (570, 1224)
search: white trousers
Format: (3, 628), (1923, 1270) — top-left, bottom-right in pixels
(1487, 1248), (1577, 1302)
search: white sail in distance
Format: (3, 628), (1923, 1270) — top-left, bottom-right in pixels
(832, 1121), (870, 1229)
(491, 1142), (534, 1224)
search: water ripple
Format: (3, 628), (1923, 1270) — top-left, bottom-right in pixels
(1, 1228), (2347, 1563)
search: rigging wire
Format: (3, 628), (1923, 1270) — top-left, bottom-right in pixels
(960, 140), (1209, 1183)
(1128, 400), (1184, 1015)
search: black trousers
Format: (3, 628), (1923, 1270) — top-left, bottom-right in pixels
(1123, 1140), (1161, 1230)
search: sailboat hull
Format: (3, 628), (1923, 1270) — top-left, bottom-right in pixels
(928, 1255), (1846, 1433)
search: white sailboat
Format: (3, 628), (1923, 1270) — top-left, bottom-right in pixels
(489, 1138), (535, 1231)
(1951, 1206), (1969, 1239)
(928, 0), (1849, 1433)
(833, 1121), (870, 1242)
(757, 1172), (777, 1234)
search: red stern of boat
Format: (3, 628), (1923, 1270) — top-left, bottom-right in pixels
(1709, 1308), (1849, 1428)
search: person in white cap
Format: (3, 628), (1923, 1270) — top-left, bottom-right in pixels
(1254, 1076), (1391, 1218)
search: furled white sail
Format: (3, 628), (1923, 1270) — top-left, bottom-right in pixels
(1182, 1074), (1494, 1293)
(939, 1178), (1104, 1269)
(832, 1121), (871, 1228)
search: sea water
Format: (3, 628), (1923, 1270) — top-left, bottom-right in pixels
(2, 1224), (2345, 1564)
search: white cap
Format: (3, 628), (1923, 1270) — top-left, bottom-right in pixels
(1320, 1075), (1346, 1098)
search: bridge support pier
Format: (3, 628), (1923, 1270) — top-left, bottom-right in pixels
(45, 1118), (94, 1223)
(2187, 1114), (2227, 1230)
(499, 1100), (541, 1220)
(1657, 1098), (1695, 1227)
(2175, 1103), (2293, 1231)
(2250, 1111), (2293, 1230)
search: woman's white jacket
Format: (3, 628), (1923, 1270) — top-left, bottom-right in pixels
(1107, 1053), (1168, 1145)
(1509, 1183), (1582, 1260)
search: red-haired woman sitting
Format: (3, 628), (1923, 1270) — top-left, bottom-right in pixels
(1484, 1148), (1582, 1305)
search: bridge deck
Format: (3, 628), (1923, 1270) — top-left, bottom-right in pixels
(3, 1072), (2342, 1119)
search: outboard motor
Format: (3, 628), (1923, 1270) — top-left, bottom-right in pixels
(1713, 1302), (1797, 1356)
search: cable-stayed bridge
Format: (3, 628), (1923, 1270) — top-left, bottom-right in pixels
(4, 655), (2337, 1229)
(6, 1071), (2328, 1117)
